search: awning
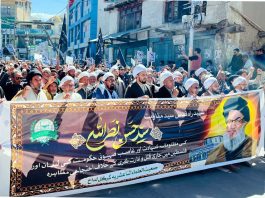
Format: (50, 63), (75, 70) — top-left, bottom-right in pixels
(90, 26), (151, 43)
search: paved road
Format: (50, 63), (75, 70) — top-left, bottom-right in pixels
(70, 157), (265, 198)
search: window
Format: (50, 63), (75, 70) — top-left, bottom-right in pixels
(165, 1), (189, 23)
(69, 11), (74, 25)
(119, 3), (142, 32)
(20, 24), (32, 29)
(70, 29), (74, 43)
(82, 20), (90, 42)
(83, 0), (90, 15)
(76, 3), (81, 20)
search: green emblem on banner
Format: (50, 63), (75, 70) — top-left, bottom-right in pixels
(30, 119), (59, 144)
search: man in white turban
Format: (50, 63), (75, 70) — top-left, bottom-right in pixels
(92, 72), (119, 99)
(230, 76), (248, 94)
(202, 77), (220, 96)
(125, 64), (154, 98)
(156, 71), (179, 98)
(54, 76), (82, 100)
(184, 78), (199, 98)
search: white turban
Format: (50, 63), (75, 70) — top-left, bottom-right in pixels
(203, 77), (218, 90)
(78, 71), (90, 81)
(160, 71), (173, 85)
(184, 78), (199, 91)
(132, 64), (147, 78)
(173, 71), (183, 79)
(147, 67), (153, 73)
(93, 70), (102, 77)
(42, 67), (51, 74)
(102, 72), (115, 81)
(110, 65), (119, 73)
(232, 76), (247, 87)
(195, 68), (207, 77)
(59, 75), (74, 87)
(67, 65), (76, 72)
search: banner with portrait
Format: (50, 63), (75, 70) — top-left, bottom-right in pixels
(0, 90), (264, 196)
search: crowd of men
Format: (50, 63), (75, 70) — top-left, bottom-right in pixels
(0, 47), (264, 103)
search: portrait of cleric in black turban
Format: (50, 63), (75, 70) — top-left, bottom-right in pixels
(206, 97), (257, 165)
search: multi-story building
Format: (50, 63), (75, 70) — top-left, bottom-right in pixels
(67, 0), (98, 60)
(1, 0), (31, 49)
(15, 20), (54, 60)
(98, 0), (265, 68)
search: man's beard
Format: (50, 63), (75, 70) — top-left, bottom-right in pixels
(108, 85), (115, 91)
(223, 127), (246, 152)
(212, 89), (220, 94)
(87, 85), (94, 90)
(140, 79), (146, 84)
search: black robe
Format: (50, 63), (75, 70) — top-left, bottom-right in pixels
(175, 82), (187, 98)
(124, 82), (154, 99)
(155, 86), (172, 98)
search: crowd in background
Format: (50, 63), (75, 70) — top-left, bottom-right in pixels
(0, 46), (264, 103)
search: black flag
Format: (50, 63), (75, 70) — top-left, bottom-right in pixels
(117, 48), (126, 67)
(58, 15), (67, 64)
(85, 43), (90, 59)
(95, 28), (104, 65)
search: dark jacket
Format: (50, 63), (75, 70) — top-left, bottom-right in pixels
(175, 82), (187, 97)
(125, 81), (154, 98)
(229, 54), (244, 74)
(0, 86), (5, 98)
(155, 86), (172, 98)
(0, 71), (9, 88)
(4, 82), (23, 101)
(77, 87), (95, 99)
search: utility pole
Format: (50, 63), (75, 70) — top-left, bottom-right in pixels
(0, 0), (2, 49)
(188, 0), (195, 77)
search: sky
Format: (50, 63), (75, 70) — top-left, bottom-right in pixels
(31, 0), (67, 21)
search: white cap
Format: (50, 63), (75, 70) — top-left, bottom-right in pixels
(59, 75), (74, 87)
(173, 71), (183, 79)
(195, 68), (207, 77)
(78, 71), (90, 81)
(42, 68), (51, 74)
(94, 69), (103, 77)
(147, 67), (153, 73)
(67, 65), (76, 72)
(184, 78), (199, 91)
(110, 65), (119, 73)
(160, 71), (173, 85)
(203, 77), (218, 90)
(102, 72), (115, 81)
(132, 64), (147, 78)
(232, 76), (247, 87)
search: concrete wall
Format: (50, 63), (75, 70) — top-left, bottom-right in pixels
(141, 0), (164, 28)
(16, 0), (31, 21)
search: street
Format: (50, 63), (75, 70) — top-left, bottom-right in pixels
(73, 157), (265, 198)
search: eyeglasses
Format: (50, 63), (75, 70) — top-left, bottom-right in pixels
(15, 77), (23, 80)
(226, 117), (244, 125)
(194, 86), (199, 89)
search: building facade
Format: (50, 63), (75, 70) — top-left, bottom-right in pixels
(1, 0), (31, 49)
(67, 0), (98, 60)
(98, 0), (265, 68)
(15, 20), (54, 60)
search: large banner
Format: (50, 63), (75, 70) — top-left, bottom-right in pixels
(0, 91), (264, 196)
